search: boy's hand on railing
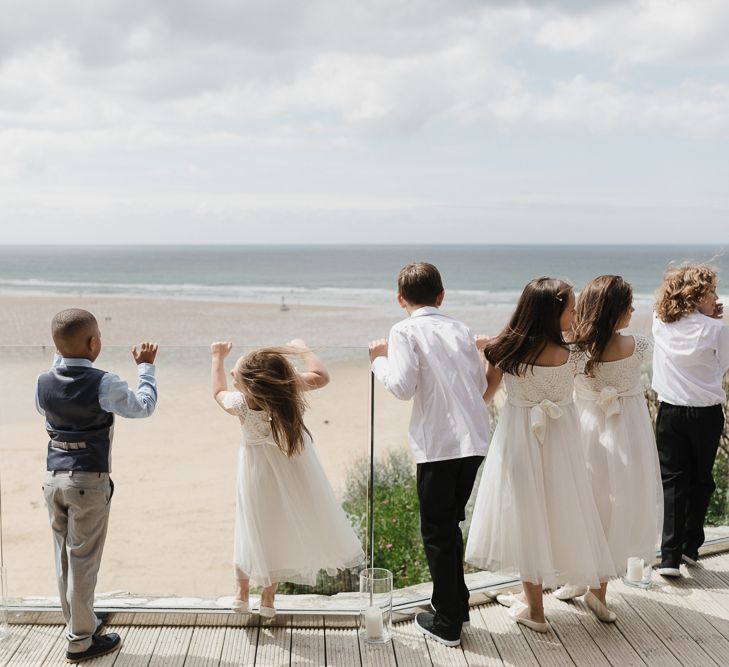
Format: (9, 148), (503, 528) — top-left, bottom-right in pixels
(368, 339), (388, 362)
(132, 342), (159, 365)
(211, 341), (233, 358)
(475, 335), (491, 351)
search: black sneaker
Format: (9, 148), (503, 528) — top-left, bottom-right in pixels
(421, 601), (470, 628)
(414, 612), (461, 647)
(682, 553), (699, 567)
(66, 633), (122, 663)
(656, 562), (681, 578)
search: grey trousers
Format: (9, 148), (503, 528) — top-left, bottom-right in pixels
(43, 471), (113, 653)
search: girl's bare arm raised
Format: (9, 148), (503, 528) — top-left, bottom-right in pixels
(288, 339), (330, 390)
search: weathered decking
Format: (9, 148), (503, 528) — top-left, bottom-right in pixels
(6, 550), (729, 666)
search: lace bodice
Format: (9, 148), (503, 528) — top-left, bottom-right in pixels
(574, 334), (652, 393)
(221, 391), (276, 446)
(503, 349), (583, 404)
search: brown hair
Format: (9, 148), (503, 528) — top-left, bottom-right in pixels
(484, 277), (573, 376)
(397, 262), (444, 306)
(655, 264), (718, 323)
(234, 348), (311, 457)
(51, 308), (98, 354)
(573, 275), (633, 377)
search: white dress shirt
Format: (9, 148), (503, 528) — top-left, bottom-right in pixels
(371, 306), (490, 463)
(652, 311), (729, 407)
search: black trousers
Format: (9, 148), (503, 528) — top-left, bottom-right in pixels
(416, 455), (484, 633)
(656, 402), (725, 566)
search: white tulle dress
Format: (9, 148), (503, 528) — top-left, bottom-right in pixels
(221, 391), (364, 587)
(574, 334), (663, 574)
(465, 351), (616, 588)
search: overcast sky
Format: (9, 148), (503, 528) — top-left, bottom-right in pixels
(1, 0), (729, 244)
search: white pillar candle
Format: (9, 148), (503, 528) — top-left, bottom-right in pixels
(364, 606), (383, 639)
(627, 557), (644, 582)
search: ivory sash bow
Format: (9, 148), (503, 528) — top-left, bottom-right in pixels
(508, 397), (572, 444)
(574, 384), (644, 418)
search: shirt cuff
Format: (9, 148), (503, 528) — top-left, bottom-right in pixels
(371, 356), (388, 375)
(137, 363), (156, 376)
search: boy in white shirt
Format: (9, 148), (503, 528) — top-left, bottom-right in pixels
(652, 264), (729, 577)
(369, 262), (490, 647)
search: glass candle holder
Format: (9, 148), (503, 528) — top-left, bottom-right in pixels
(622, 556), (651, 589)
(359, 568), (393, 644)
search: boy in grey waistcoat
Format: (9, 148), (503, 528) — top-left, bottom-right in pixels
(36, 308), (158, 663)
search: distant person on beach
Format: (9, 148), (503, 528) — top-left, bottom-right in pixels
(553, 275), (662, 617)
(36, 309), (158, 663)
(210, 339), (364, 618)
(369, 262), (490, 647)
(652, 264), (729, 577)
(466, 278), (615, 633)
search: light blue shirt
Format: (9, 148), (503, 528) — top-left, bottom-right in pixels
(36, 355), (157, 419)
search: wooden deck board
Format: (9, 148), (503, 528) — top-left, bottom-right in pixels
(390, 620), (433, 667)
(291, 626), (325, 666)
(13, 551), (729, 667)
(113, 625), (162, 667)
(615, 586), (720, 666)
(0, 624), (33, 666)
(256, 621), (291, 667)
(148, 625), (195, 667)
(219, 624), (259, 667)
(541, 595), (609, 667)
(569, 596), (646, 667)
(324, 626), (362, 667)
(185, 626), (227, 667)
(11, 625), (64, 666)
(459, 607), (503, 667)
(476, 601), (539, 667)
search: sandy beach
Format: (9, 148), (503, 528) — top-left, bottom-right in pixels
(0, 293), (653, 599)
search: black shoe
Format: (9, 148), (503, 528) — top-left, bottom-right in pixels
(414, 612), (461, 647)
(682, 552), (699, 566)
(66, 633), (122, 663)
(656, 561), (681, 578)
(94, 612), (110, 636)
(421, 602), (470, 627)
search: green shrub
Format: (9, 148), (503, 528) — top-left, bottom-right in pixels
(342, 449), (431, 587)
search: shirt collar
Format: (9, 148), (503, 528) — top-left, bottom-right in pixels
(59, 357), (94, 367)
(410, 306), (441, 318)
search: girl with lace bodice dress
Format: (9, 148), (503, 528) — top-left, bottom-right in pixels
(569, 276), (662, 588)
(210, 340), (364, 617)
(465, 278), (615, 633)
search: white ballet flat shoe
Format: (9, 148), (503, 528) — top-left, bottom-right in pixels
(584, 591), (616, 623)
(496, 593), (520, 608)
(259, 605), (276, 619)
(507, 603), (549, 633)
(553, 585), (588, 601)
(231, 599), (251, 614)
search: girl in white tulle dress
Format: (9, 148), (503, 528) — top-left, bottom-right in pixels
(555, 276), (662, 607)
(466, 277), (615, 632)
(210, 339), (364, 617)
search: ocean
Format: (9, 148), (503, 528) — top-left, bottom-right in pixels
(1, 245), (727, 311)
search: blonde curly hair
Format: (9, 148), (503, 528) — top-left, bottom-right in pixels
(655, 264), (718, 323)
